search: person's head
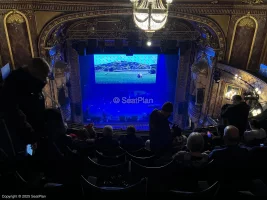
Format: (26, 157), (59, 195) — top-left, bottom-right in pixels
(223, 125), (240, 145)
(43, 108), (66, 140)
(103, 125), (113, 137)
(145, 140), (150, 150)
(232, 95), (242, 105)
(172, 125), (182, 137)
(126, 126), (136, 135)
(26, 57), (50, 83)
(161, 102), (173, 118)
(76, 128), (90, 140)
(250, 120), (261, 129)
(187, 132), (204, 153)
(85, 123), (96, 139)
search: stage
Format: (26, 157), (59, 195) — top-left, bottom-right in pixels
(88, 122), (149, 131)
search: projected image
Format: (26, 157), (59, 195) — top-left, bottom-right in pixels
(94, 54), (158, 84)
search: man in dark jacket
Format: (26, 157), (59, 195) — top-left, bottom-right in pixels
(120, 126), (144, 152)
(149, 102), (173, 154)
(221, 95), (250, 136)
(95, 125), (119, 151)
(0, 58), (50, 156)
(209, 126), (249, 180)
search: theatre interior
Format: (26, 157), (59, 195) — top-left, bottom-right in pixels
(1, 0), (267, 197)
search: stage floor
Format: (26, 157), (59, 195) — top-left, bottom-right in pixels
(88, 122), (149, 131)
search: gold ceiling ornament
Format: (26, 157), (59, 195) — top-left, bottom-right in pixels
(242, 0), (264, 4)
(238, 17), (255, 28)
(6, 12), (25, 24)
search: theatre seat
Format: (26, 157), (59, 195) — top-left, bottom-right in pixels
(95, 150), (126, 165)
(80, 175), (147, 196)
(169, 181), (220, 197)
(130, 159), (175, 193)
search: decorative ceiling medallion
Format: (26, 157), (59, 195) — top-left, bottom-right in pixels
(242, 0), (264, 4)
(6, 12), (25, 24)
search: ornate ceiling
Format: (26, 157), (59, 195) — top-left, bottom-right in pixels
(36, 0), (267, 3)
(1, 0), (267, 14)
(0, 0), (266, 65)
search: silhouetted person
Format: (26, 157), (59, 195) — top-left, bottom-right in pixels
(120, 126), (144, 152)
(244, 120), (266, 145)
(0, 58), (50, 156)
(95, 125), (119, 151)
(149, 102), (173, 154)
(172, 125), (187, 152)
(209, 126), (248, 170)
(35, 108), (77, 185)
(173, 132), (208, 168)
(221, 95), (250, 136)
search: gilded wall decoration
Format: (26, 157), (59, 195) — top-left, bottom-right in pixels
(4, 10), (34, 69)
(249, 15), (267, 70)
(242, 0), (264, 4)
(6, 13), (25, 24)
(66, 17), (199, 42)
(209, 63), (267, 117)
(228, 15), (258, 70)
(0, 1), (267, 15)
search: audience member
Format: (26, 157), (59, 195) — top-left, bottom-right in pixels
(145, 140), (150, 150)
(244, 120), (266, 145)
(84, 123), (97, 139)
(172, 125), (187, 152)
(209, 126), (248, 168)
(149, 102), (173, 155)
(173, 132), (208, 168)
(0, 58), (50, 156)
(37, 108), (72, 157)
(75, 128), (90, 140)
(221, 95), (250, 136)
(69, 128), (95, 156)
(120, 126), (144, 152)
(95, 125), (119, 151)
(34, 108), (75, 183)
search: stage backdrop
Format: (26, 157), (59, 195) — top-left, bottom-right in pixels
(79, 54), (178, 124)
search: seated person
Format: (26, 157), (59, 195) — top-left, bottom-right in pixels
(173, 132), (208, 168)
(120, 126), (144, 152)
(172, 125), (187, 152)
(145, 140), (150, 150)
(209, 126), (249, 173)
(244, 120), (266, 145)
(74, 128), (95, 142)
(95, 125), (119, 152)
(34, 108), (76, 183)
(84, 123), (97, 139)
(67, 128), (94, 155)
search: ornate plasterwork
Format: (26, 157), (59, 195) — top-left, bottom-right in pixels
(38, 9), (226, 60)
(0, 2), (266, 15)
(65, 18), (200, 42)
(4, 10), (34, 69)
(6, 13), (25, 24)
(217, 63), (267, 103)
(242, 0), (264, 5)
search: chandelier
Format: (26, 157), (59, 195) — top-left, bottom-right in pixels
(130, 0), (173, 33)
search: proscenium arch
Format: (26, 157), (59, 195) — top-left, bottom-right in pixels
(228, 15), (258, 70)
(38, 8), (226, 59)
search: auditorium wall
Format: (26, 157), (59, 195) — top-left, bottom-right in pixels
(210, 63), (267, 118)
